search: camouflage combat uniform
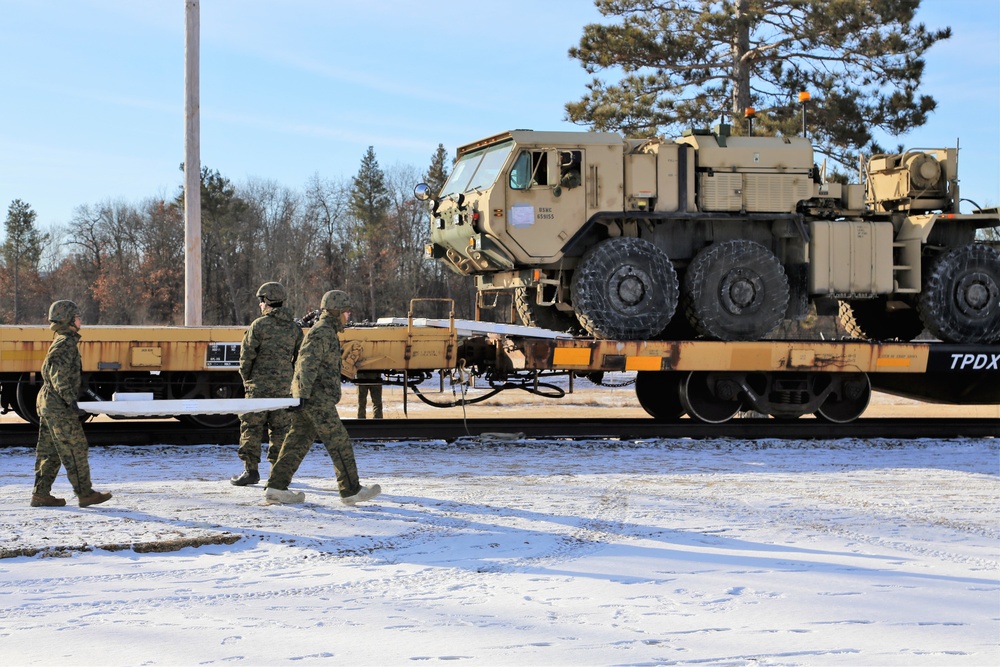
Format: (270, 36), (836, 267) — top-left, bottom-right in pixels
(356, 370), (383, 419)
(238, 306), (303, 466)
(267, 311), (362, 497)
(33, 322), (96, 499)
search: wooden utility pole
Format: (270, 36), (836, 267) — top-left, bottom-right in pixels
(184, 0), (202, 325)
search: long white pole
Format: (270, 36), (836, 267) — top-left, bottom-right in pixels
(184, 0), (202, 326)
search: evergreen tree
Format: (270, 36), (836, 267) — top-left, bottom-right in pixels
(424, 144), (450, 194)
(566, 0), (950, 166)
(3, 199), (48, 323)
(349, 147), (392, 320)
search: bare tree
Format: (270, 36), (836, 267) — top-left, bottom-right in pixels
(302, 173), (353, 309)
(237, 177), (310, 318)
(135, 198), (185, 324)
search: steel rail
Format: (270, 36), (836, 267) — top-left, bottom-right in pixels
(1, 417), (996, 446)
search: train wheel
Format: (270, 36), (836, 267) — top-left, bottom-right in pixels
(679, 372), (743, 423)
(838, 298), (924, 341)
(176, 371), (243, 428)
(180, 412), (241, 428)
(815, 373), (871, 423)
(15, 374), (40, 425)
(12, 374), (91, 425)
(635, 371), (685, 421)
(571, 237), (678, 340)
(683, 240), (789, 341)
(918, 244), (1000, 344)
(514, 286), (581, 334)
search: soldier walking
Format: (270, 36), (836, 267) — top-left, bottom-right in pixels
(264, 290), (381, 505)
(31, 300), (112, 508)
(231, 282), (304, 486)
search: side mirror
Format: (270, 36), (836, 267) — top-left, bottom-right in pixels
(413, 183), (433, 201)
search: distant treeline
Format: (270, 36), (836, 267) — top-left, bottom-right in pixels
(1, 145), (477, 326)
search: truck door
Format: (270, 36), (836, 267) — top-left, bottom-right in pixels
(505, 148), (586, 261)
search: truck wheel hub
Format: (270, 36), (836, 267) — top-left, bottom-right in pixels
(721, 269), (762, 312)
(957, 274), (990, 312)
(612, 268), (649, 309)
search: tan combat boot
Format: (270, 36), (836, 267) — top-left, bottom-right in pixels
(78, 491), (113, 507)
(31, 494), (67, 507)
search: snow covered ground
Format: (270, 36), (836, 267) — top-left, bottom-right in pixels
(1, 436), (998, 666)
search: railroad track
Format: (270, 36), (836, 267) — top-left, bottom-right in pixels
(1, 417), (996, 446)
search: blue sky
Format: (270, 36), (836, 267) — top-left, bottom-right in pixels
(1, 0), (997, 237)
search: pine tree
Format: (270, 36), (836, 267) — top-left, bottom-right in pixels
(424, 144), (450, 194)
(350, 147), (392, 320)
(566, 0), (950, 166)
(3, 199), (48, 323)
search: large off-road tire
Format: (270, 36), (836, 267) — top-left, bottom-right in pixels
(514, 286), (581, 335)
(570, 237), (678, 340)
(656, 308), (700, 341)
(837, 298), (925, 342)
(783, 263), (811, 321)
(683, 240), (789, 341)
(917, 243), (1000, 344)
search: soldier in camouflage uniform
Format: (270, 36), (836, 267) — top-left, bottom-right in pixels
(31, 300), (113, 508)
(230, 282), (304, 486)
(264, 290), (381, 505)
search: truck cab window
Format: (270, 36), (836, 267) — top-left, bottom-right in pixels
(559, 150), (582, 189)
(441, 139), (514, 197)
(509, 150), (549, 190)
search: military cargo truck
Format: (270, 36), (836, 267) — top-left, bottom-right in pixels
(415, 127), (1000, 344)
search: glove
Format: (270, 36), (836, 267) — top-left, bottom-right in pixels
(72, 401), (88, 417)
(287, 398), (307, 413)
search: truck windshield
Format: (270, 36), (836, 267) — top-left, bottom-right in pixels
(440, 139), (513, 198)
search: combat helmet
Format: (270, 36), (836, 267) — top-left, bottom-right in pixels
(256, 281), (286, 305)
(320, 290), (350, 312)
(48, 300), (79, 325)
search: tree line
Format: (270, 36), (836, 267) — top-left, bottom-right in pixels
(1, 145), (476, 326)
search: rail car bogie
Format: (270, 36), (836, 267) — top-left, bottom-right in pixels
(631, 369), (873, 423)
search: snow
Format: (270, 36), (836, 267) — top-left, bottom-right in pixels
(1, 436), (998, 666)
